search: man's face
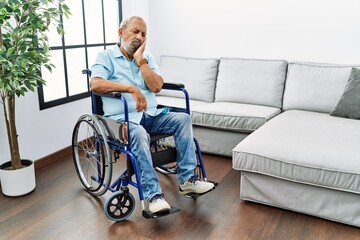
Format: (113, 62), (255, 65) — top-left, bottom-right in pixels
(119, 18), (147, 56)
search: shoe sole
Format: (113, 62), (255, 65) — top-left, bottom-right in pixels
(150, 206), (171, 213)
(179, 185), (215, 195)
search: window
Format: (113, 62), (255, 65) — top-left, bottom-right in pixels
(38, 0), (122, 109)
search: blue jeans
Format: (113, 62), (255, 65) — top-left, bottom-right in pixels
(129, 112), (197, 201)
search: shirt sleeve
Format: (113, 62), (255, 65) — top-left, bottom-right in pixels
(90, 51), (113, 80)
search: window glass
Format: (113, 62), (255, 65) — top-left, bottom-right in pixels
(67, 48), (88, 96)
(85, 0), (104, 44)
(38, 0), (121, 110)
(47, 24), (62, 47)
(41, 50), (66, 102)
(62, 1), (84, 45)
(104, 1), (120, 43)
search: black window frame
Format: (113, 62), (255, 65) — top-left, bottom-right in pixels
(38, 0), (123, 110)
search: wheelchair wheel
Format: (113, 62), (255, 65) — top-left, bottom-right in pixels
(104, 190), (135, 221)
(72, 114), (112, 196)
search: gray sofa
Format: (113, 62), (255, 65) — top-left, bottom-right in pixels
(157, 55), (360, 227)
(157, 56), (287, 157)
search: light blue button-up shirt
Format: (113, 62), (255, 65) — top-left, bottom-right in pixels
(91, 44), (167, 124)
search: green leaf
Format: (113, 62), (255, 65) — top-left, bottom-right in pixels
(6, 47), (14, 56)
(0, 0), (71, 99)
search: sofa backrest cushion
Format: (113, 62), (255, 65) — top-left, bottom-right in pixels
(330, 67), (360, 119)
(215, 58), (288, 108)
(283, 62), (357, 113)
(158, 55), (219, 102)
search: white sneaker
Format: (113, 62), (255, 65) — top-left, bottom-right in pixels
(179, 176), (215, 195)
(149, 195), (171, 213)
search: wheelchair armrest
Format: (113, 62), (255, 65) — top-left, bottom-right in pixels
(162, 82), (185, 90)
(92, 91), (122, 99)
(159, 82), (190, 115)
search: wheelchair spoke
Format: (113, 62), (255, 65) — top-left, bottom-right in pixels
(105, 191), (135, 221)
(108, 195), (131, 216)
(72, 115), (112, 196)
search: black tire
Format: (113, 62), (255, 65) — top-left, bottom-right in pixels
(72, 114), (112, 196)
(104, 190), (135, 221)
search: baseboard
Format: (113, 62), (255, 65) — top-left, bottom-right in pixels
(34, 146), (72, 170)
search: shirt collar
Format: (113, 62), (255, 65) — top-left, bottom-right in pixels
(113, 43), (124, 58)
(113, 43), (135, 63)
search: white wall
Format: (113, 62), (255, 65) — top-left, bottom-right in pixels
(122, 0), (155, 50)
(148, 0), (360, 64)
(122, 0), (150, 21)
(0, 91), (91, 165)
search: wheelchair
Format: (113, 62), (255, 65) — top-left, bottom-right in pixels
(72, 69), (217, 221)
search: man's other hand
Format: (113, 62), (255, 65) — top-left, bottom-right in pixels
(129, 85), (147, 112)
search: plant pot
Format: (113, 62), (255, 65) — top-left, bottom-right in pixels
(0, 159), (36, 197)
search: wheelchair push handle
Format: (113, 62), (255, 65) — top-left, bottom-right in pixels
(82, 69), (91, 75)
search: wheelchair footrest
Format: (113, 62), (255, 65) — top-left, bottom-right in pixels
(208, 180), (219, 187)
(142, 206), (181, 219)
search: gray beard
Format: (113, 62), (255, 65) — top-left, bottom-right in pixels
(121, 39), (141, 56)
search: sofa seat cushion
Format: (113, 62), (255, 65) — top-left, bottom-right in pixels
(233, 110), (360, 194)
(156, 96), (208, 110)
(191, 102), (281, 133)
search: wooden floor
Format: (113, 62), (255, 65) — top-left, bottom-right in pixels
(1, 153), (360, 240)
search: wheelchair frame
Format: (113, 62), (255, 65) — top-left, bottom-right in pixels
(72, 69), (216, 221)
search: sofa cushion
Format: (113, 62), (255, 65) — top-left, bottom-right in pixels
(157, 55), (219, 102)
(283, 62), (359, 113)
(233, 110), (360, 194)
(215, 58), (288, 108)
(191, 102), (281, 133)
(330, 67), (360, 119)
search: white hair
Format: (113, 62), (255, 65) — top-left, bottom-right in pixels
(119, 16), (146, 30)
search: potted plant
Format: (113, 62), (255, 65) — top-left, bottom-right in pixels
(0, 0), (70, 196)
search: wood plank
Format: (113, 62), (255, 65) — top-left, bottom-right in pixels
(1, 152), (360, 240)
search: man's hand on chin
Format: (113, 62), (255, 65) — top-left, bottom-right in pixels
(134, 38), (147, 64)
